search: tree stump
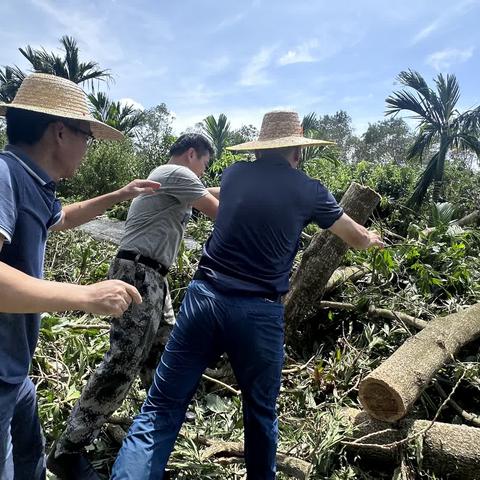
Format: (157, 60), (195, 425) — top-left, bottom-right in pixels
(284, 182), (381, 349)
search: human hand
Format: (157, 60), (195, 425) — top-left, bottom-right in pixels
(79, 280), (142, 317)
(117, 179), (161, 201)
(367, 230), (385, 249)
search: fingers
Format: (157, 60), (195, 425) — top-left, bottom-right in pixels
(123, 283), (142, 305)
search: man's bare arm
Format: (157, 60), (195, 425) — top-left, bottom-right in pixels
(0, 236), (142, 316)
(328, 213), (384, 250)
(192, 192), (219, 220)
(51, 179), (161, 231)
(207, 187), (220, 199)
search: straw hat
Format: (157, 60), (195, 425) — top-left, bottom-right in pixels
(227, 110), (334, 151)
(0, 73), (123, 141)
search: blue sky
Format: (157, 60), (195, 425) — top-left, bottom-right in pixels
(1, 0), (479, 134)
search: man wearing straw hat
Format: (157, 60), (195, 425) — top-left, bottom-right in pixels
(111, 110), (384, 479)
(0, 73), (161, 480)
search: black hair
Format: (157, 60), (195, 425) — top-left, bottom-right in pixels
(5, 108), (59, 145)
(169, 133), (214, 158)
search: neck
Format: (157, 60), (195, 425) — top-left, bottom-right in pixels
(12, 142), (60, 181)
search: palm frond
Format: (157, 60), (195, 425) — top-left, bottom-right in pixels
(302, 112), (318, 134)
(407, 151), (440, 207)
(434, 73), (460, 123)
(406, 124), (438, 161)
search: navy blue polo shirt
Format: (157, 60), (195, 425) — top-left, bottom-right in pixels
(0, 145), (62, 383)
(198, 155), (343, 296)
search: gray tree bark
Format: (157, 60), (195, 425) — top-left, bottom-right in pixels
(359, 302), (480, 422)
(284, 182), (381, 349)
(343, 408), (480, 480)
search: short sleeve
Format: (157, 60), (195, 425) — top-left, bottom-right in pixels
(311, 181), (343, 229)
(0, 158), (18, 243)
(47, 198), (63, 229)
(154, 167), (208, 205)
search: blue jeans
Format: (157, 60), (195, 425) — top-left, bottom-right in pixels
(0, 377), (46, 480)
(111, 280), (285, 480)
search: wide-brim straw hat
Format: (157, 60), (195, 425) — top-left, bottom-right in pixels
(227, 110), (334, 151)
(0, 73), (123, 141)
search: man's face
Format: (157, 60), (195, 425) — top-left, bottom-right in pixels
(57, 121), (92, 178)
(190, 149), (211, 178)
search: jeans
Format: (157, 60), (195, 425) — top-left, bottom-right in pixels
(0, 377), (45, 480)
(111, 280), (285, 480)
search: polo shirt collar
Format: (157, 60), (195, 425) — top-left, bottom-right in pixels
(3, 144), (55, 188)
(256, 154), (292, 167)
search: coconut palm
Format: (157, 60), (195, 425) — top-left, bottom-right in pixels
(300, 112), (339, 167)
(386, 70), (480, 206)
(0, 66), (25, 102)
(19, 35), (112, 87)
(202, 113), (231, 159)
(88, 91), (144, 137)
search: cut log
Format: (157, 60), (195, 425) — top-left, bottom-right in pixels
(200, 441), (312, 479)
(324, 265), (368, 293)
(359, 303), (480, 422)
(284, 182), (381, 349)
(456, 209), (480, 227)
(343, 408), (480, 480)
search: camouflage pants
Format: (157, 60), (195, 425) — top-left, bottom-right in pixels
(55, 257), (175, 455)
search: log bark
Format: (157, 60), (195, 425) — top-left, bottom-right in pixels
(456, 210), (480, 227)
(359, 303), (480, 422)
(284, 182), (381, 348)
(200, 441), (312, 479)
(324, 265), (368, 293)
(343, 408), (480, 480)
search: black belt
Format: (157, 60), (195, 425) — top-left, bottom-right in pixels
(193, 268), (282, 303)
(116, 250), (169, 276)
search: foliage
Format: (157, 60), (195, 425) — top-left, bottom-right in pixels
(58, 139), (140, 199)
(356, 118), (414, 164)
(229, 124), (258, 145)
(134, 104), (175, 178)
(19, 35), (111, 87)
(386, 69), (480, 206)
(202, 113), (232, 160)
(88, 91), (145, 137)
(0, 65), (25, 102)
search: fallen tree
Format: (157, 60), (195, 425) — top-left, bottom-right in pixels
(343, 408), (480, 480)
(284, 182), (381, 349)
(358, 302), (480, 422)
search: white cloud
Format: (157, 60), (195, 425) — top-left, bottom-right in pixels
(411, 0), (477, 45)
(31, 0), (124, 63)
(278, 39), (319, 66)
(213, 12), (246, 32)
(426, 47), (474, 71)
(118, 98), (145, 111)
(239, 47), (276, 87)
(202, 55), (231, 75)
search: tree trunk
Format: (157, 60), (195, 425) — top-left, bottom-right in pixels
(343, 408), (480, 480)
(284, 182), (381, 349)
(324, 265), (368, 293)
(456, 210), (480, 227)
(359, 303), (480, 422)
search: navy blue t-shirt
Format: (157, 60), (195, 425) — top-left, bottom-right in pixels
(199, 155), (343, 296)
(0, 145), (62, 383)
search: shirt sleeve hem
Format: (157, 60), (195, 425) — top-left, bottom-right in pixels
(0, 225), (12, 243)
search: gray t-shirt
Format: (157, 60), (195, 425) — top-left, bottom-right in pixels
(120, 164), (207, 268)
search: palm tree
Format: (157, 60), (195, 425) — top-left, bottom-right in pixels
(386, 70), (480, 206)
(202, 113), (231, 159)
(19, 35), (112, 87)
(0, 66), (25, 102)
(88, 91), (144, 137)
(300, 112), (339, 167)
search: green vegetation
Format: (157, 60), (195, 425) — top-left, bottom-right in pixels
(1, 35), (480, 479)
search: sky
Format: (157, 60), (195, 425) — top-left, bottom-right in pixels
(1, 0), (479, 135)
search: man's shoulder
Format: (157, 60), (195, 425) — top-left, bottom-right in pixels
(0, 152), (23, 183)
(149, 164), (200, 183)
